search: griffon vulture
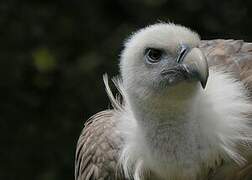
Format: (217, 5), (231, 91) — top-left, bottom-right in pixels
(75, 23), (252, 180)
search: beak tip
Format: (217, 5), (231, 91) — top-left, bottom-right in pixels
(201, 80), (207, 89)
(200, 68), (209, 89)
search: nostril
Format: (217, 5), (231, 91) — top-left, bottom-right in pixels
(177, 44), (190, 63)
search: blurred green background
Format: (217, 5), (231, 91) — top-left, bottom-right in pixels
(1, 0), (252, 179)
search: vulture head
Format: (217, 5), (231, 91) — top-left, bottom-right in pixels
(120, 24), (208, 105)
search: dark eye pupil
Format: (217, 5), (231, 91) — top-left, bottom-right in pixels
(147, 49), (162, 62)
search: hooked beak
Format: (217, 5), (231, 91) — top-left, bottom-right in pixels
(178, 46), (209, 89)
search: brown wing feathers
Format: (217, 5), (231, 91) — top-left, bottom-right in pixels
(200, 40), (252, 92)
(75, 110), (123, 180)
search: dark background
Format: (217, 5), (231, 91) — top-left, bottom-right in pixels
(1, 0), (252, 179)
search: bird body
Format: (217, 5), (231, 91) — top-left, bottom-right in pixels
(75, 24), (252, 180)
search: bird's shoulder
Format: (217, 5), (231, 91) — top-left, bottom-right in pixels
(75, 110), (125, 180)
(200, 39), (252, 92)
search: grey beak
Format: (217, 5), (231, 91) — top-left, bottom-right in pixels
(181, 47), (209, 89)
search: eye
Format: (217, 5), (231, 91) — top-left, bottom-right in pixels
(145, 48), (163, 63)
